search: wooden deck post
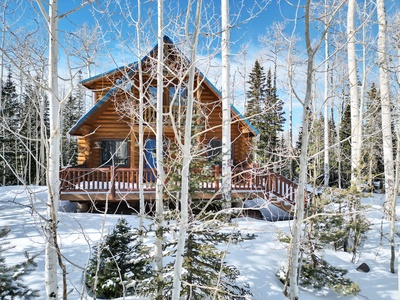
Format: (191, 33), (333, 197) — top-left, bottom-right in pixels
(110, 166), (115, 200)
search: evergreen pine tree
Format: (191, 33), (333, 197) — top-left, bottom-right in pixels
(0, 226), (39, 299)
(19, 80), (49, 185)
(164, 225), (253, 299)
(86, 218), (152, 299)
(276, 133), (291, 178)
(293, 126), (303, 179)
(263, 68), (286, 167)
(0, 69), (20, 185)
(299, 255), (360, 295)
(338, 103), (352, 188)
(245, 60), (266, 121)
(245, 60), (266, 163)
(327, 118), (339, 187)
(362, 83), (384, 190)
(308, 113), (325, 186)
(61, 94), (80, 166)
(277, 187), (365, 296)
(311, 189), (370, 253)
(245, 62), (286, 167)
(62, 74), (85, 167)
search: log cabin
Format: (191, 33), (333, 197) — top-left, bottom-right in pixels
(59, 36), (298, 213)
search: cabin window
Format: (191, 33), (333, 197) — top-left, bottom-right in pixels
(101, 140), (129, 166)
(208, 140), (234, 165)
(169, 86), (187, 106)
(148, 86), (157, 105)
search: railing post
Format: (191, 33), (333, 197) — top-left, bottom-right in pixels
(110, 166), (115, 200)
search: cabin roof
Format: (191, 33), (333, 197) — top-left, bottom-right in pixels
(80, 62), (137, 88)
(70, 36), (260, 136)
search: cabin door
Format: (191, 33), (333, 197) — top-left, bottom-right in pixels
(144, 139), (157, 169)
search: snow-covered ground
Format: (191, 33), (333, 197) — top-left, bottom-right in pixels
(0, 185), (398, 299)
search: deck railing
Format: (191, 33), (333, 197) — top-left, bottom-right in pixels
(60, 166), (298, 204)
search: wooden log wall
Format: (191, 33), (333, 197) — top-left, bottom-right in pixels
(76, 70), (255, 169)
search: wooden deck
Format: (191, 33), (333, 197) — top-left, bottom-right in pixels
(59, 166), (298, 212)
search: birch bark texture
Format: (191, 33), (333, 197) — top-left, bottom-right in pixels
(376, 0), (395, 219)
(171, 1), (202, 298)
(221, 0), (232, 210)
(287, 1), (313, 298)
(347, 0), (361, 190)
(34, 1), (93, 298)
(44, 1), (60, 298)
(323, 6), (329, 187)
(286, 0), (347, 297)
(136, 0), (146, 234)
(155, 0), (165, 297)
(394, 17), (400, 280)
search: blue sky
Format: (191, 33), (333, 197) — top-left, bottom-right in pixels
(52, 1), (301, 106)
(8, 0), (400, 137)
(53, 0), (300, 64)
(49, 0), (312, 135)
(56, 1), (291, 44)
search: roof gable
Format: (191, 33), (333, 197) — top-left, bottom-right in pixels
(70, 36), (259, 136)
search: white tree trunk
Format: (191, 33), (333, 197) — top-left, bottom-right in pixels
(0, 5), (4, 112)
(171, 4), (202, 298)
(391, 18), (400, 275)
(39, 80), (46, 186)
(136, 0), (145, 235)
(323, 9), (329, 187)
(360, 0), (367, 186)
(221, 0), (231, 210)
(45, 1), (61, 298)
(377, 0), (394, 218)
(391, 120), (399, 273)
(347, 0), (361, 190)
(398, 245), (400, 300)
(155, 0), (165, 297)
(35, 1), (93, 297)
(0, 3), (5, 187)
(287, 2), (313, 299)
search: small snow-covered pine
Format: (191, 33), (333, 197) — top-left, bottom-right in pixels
(86, 218), (152, 299)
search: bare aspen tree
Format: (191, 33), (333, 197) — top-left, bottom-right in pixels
(323, 3), (330, 187)
(284, 17), (301, 181)
(259, 22), (289, 172)
(171, 2), (202, 298)
(389, 12), (400, 276)
(287, 2), (315, 298)
(0, 2), (5, 112)
(136, 0), (146, 237)
(233, 44), (248, 112)
(155, 0), (165, 297)
(347, 0), (361, 191)
(286, 1), (345, 298)
(0, 0), (24, 186)
(221, 0), (232, 210)
(359, 0), (371, 188)
(34, 1), (93, 298)
(376, 0), (395, 219)
(392, 93), (399, 274)
(42, 1), (61, 297)
(65, 24), (100, 110)
(0, 2), (7, 187)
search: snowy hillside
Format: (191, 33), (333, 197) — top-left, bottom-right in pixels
(0, 186), (398, 299)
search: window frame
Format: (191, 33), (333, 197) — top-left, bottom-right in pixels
(148, 86), (157, 106)
(168, 85), (187, 106)
(100, 139), (130, 167)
